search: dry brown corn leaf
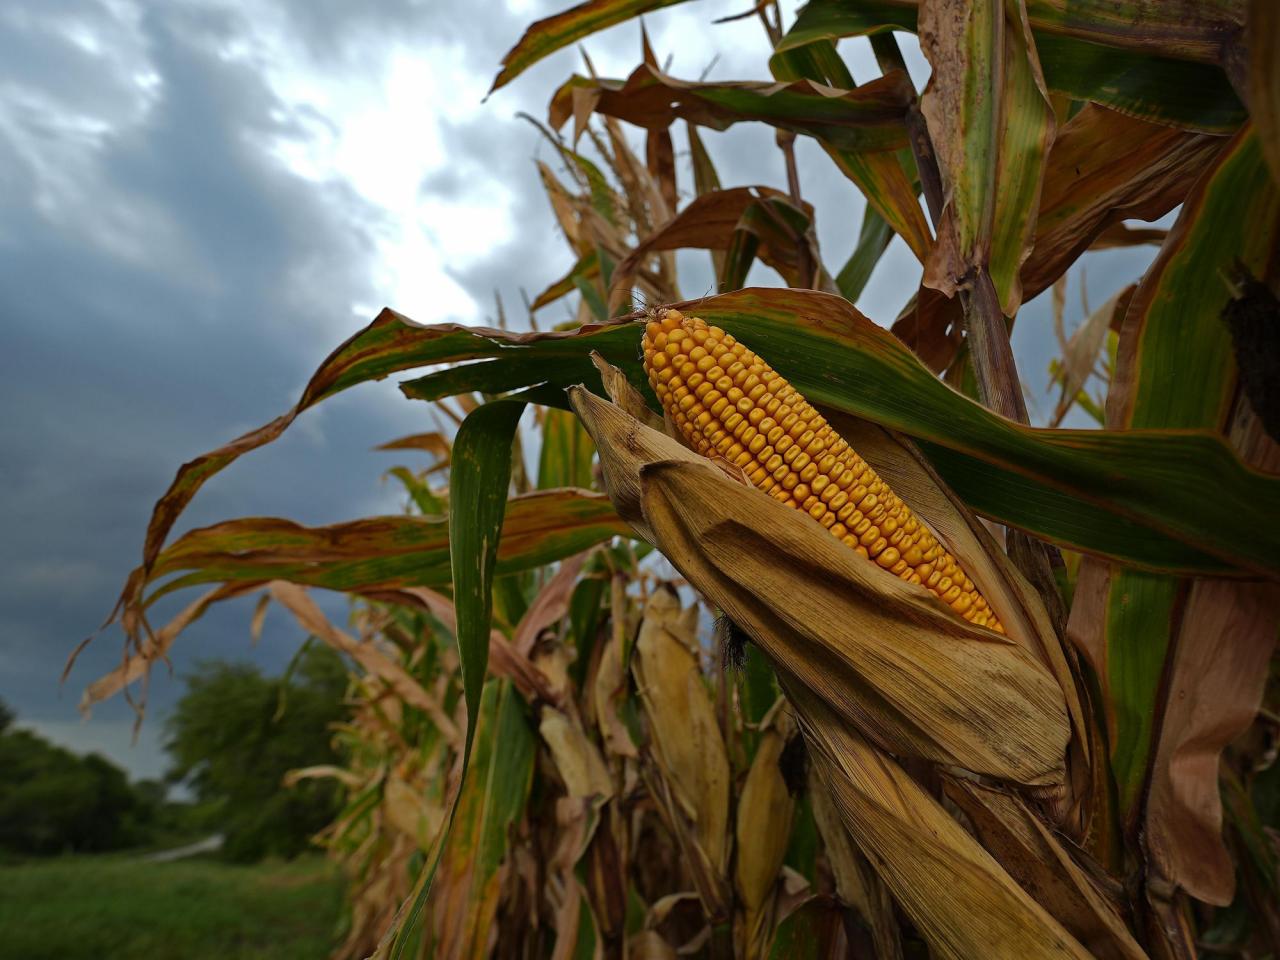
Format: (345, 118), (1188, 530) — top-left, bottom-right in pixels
(734, 708), (796, 960)
(592, 575), (638, 760)
(512, 551), (589, 656)
(539, 706), (613, 800)
(1142, 410), (1280, 907)
(632, 455), (1069, 787)
(79, 581), (260, 714)
(267, 582), (464, 746)
(632, 588), (731, 886)
(283, 764), (365, 790)
(791, 685), (1092, 960)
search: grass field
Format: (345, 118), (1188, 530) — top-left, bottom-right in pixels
(0, 853), (344, 959)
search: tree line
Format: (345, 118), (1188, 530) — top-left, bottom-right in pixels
(3, 644), (348, 861)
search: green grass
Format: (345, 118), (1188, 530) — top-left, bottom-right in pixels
(0, 853), (344, 960)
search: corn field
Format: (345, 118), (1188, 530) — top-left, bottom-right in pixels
(79, 0), (1280, 957)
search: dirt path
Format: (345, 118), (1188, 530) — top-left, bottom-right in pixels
(139, 834), (224, 862)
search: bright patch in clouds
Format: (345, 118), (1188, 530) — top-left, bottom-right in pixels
(265, 42), (513, 324)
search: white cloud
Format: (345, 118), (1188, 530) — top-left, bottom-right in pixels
(258, 36), (516, 325)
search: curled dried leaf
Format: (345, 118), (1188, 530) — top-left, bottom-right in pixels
(638, 457), (1069, 786)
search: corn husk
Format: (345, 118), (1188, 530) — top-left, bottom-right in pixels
(942, 776), (1148, 960)
(569, 385), (1070, 788)
(791, 684), (1092, 960)
(807, 765), (904, 960)
(593, 575), (639, 759)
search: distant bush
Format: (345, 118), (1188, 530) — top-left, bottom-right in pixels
(0, 717), (153, 855)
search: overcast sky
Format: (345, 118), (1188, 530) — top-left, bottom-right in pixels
(0, 0), (1157, 782)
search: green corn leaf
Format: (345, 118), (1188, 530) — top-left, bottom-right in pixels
(415, 679), (536, 957)
(538, 407), (597, 489)
(490, 0), (701, 94)
(449, 401), (526, 731)
(1082, 128), (1280, 841)
(776, 0), (1245, 133)
(836, 205), (896, 303)
(389, 401), (529, 956)
(918, 0), (1054, 315)
(139, 491), (629, 605)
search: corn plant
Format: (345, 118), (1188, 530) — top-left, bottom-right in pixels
(77, 0), (1280, 956)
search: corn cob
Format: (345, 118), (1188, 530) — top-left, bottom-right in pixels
(642, 309), (1003, 633)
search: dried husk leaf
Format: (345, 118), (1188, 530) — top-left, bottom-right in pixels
(568, 385), (704, 541)
(733, 710), (795, 960)
(531, 641), (576, 701)
(590, 349), (664, 431)
(791, 684), (1092, 960)
(645, 891), (714, 953)
(807, 765), (904, 960)
(821, 412), (1091, 826)
(638, 457), (1069, 786)
(823, 412), (1087, 742)
(545, 796), (605, 960)
(632, 588), (731, 881)
(942, 777), (1148, 960)
(628, 930), (677, 960)
(571, 385), (1070, 787)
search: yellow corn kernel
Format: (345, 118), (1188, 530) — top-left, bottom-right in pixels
(642, 309), (1002, 633)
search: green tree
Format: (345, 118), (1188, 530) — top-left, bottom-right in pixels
(164, 644), (349, 861)
(0, 708), (151, 855)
